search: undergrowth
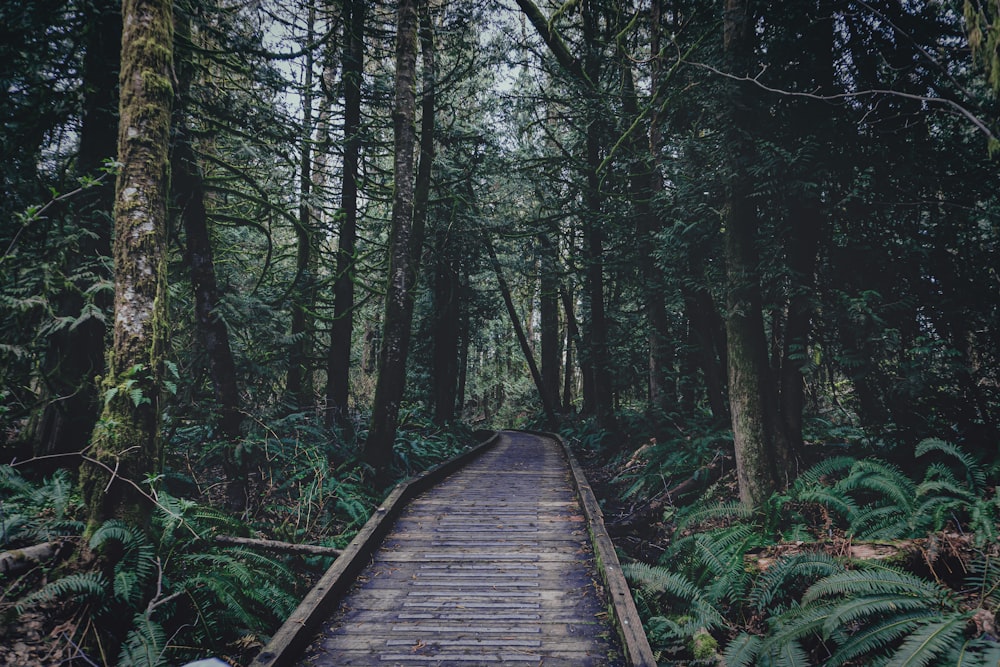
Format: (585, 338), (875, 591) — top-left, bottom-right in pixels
(1, 405), (476, 665)
(594, 417), (1000, 666)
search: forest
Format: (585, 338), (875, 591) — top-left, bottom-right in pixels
(1, 0), (999, 664)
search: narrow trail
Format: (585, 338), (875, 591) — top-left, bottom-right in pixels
(254, 431), (652, 666)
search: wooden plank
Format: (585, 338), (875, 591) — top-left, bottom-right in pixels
(539, 431), (658, 667)
(249, 432), (502, 667)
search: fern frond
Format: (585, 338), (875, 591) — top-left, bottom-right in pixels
(722, 633), (761, 667)
(793, 456), (857, 490)
(802, 567), (955, 607)
(965, 555), (1000, 608)
(850, 504), (910, 540)
(117, 612), (167, 667)
(15, 572), (108, 614)
(953, 637), (1000, 667)
(886, 613), (971, 667)
(824, 611), (942, 667)
(623, 561), (703, 601)
(750, 552), (844, 610)
(91, 520), (156, 606)
(795, 487), (859, 522)
(841, 459), (917, 509)
(821, 595), (938, 638)
(675, 501), (751, 531)
(915, 438), (986, 491)
(770, 638), (812, 667)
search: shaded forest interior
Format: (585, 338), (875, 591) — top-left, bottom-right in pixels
(2, 0), (1000, 665)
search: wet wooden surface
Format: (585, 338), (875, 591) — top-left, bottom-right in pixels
(298, 431), (624, 666)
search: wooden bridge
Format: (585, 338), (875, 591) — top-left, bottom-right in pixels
(250, 431), (655, 666)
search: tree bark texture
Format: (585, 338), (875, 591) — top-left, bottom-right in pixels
(431, 229), (460, 425)
(364, 0), (419, 470)
(80, 0), (173, 527)
(327, 0), (365, 428)
(538, 238), (561, 411)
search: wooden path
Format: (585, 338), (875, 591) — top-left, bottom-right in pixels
(251, 431), (654, 667)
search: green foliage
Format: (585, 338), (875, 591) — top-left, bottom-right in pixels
(624, 435), (1000, 666)
(8, 472), (302, 666)
(0, 466), (83, 547)
(788, 438), (1000, 545)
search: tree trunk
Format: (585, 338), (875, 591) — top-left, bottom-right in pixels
(172, 11), (245, 509)
(682, 283), (729, 422)
(431, 229), (460, 425)
(30, 0), (120, 464)
(80, 0), (173, 528)
(584, 121), (616, 433)
(538, 237), (561, 411)
(722, 0), (785, 506)
(619, 48), (669, 416)
(487, 239), (557, 424)
(363, 0), (419, 471)
(409, 0), (435, 275)
(560, 284), (581, 413)
(326, 0), (365, 428)
(286, 4), (317, 411)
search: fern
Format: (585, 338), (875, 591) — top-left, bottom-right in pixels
(915, 438), (986, 491)
(117, 612), (167, 667)
(887, 614), (972, 667)
(802, 565), (956, 607)
(15, 572), (108, 614)
(90, 520), (157, 607)
(723, 633), (762, 667)
(749, 552), (844, 611)
(953, 637), (1000, 667)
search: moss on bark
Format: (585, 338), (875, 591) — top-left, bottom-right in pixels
(81, 0), (173, 528)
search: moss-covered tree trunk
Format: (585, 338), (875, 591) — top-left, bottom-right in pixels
(80, 0), (173, 527)
(363, 0), (419, 471)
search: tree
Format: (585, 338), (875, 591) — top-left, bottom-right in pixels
(364, 0), (421, 471)
(327, 0), (365, 428)
(28, 0), (121, 463)
(721, 0), (788, 507)
(80, 0), (173, 526)
(173, 6), (246, 509)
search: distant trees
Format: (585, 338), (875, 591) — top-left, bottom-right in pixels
(1, 0), (998, 509)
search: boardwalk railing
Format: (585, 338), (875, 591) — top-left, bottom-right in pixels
(250, 430), (655, 667)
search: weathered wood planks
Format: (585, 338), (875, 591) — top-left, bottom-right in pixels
(252, 431), (654, 667)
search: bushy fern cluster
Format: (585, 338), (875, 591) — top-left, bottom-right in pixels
(624, 438), (1000, 665)
(10, 484), (299, 667)
(789, 437), (1000, 544)
(0, 465), (83, 546)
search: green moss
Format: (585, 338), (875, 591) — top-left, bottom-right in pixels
(690, 628), (718, 661)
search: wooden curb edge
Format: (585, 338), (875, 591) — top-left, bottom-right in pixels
(249, 431), (502, 667)
(531, 429), (658, 667)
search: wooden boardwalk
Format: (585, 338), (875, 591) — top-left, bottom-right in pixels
(252, 431), (653, 667)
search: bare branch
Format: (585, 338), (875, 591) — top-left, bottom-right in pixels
(685, 59), (997, 143)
